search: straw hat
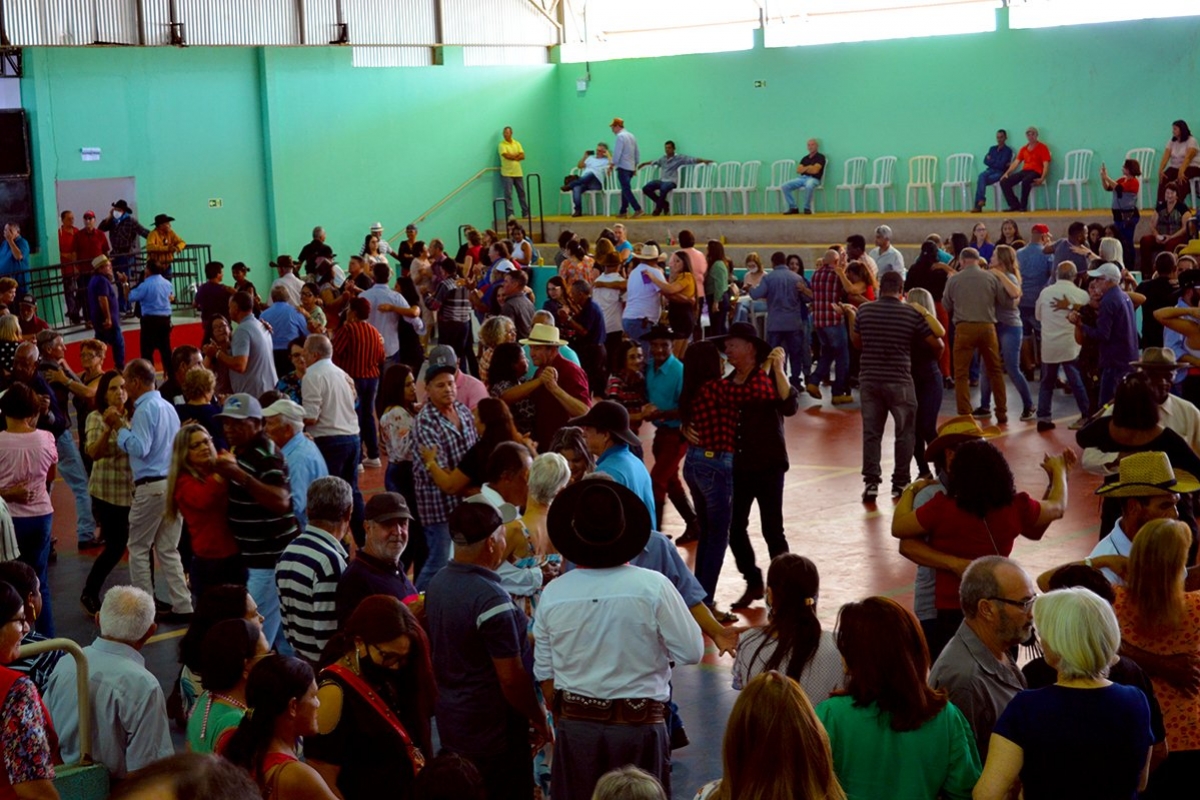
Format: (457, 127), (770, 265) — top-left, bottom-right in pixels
(923, 415), (1001, 462)
(1094, 451), (1200, 498)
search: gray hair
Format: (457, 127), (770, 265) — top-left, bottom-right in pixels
(528, 452), (571, 505)
(591, 766), (667, 800)
(960, 555), (1019, 618)
(304, 334), (333, 360)
(480, 316), (516, 347)
(35, 329), (62, 353)
(1056, 261), (1078, 281)
(270, 285), (290, 303)
(312, 226), (324, 238)
(1099, 237), (1123, 264)
(124, 358), (157, 388)
(959, 247), (981, 262)
(307, 476), (353, 525)
(875, 225), (893, 240)
(571, 280), (592, 296)
(98, 586), (156, 643)
(532, 310), (555, 326)
(1034, 587), (1120, 680)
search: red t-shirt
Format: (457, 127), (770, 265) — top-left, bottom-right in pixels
(916, 491), (1042, 609)
(1117, 176), (1140, 194)
(1017, 143), (1052, 176)
(532, 355), (592, 448)
(174, 472), (240, 559)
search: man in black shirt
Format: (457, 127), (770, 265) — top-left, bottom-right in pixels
(782, 138), (826, 215)
(561, 280), (607, 396)
(193, 261), (234, 342)
(1135, 252), (1179, 349)
(335, 492), (418, 623)
(297, 227), (333, 276)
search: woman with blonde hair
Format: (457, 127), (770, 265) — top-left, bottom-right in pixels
(0, 314), (20, 372)
(905, 287), (946, 479)
(734, 252), (768, 324)
(695, 671), (846, 800)
(977, 243), (1034, 421)
(1113, 518), (1200, 798)
(477, 315), (516, 384)
(593, 766), (666, 800)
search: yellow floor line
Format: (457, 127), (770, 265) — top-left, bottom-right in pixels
(147, 628), (187, 644)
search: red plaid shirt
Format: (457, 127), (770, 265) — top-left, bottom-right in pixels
(687, 371), (779, 452)
(810, 265), (846, 329)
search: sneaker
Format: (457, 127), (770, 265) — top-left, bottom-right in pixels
(832, 394), (854, 405)
(730, 584), (764, 610)
(783, 208), (800, 215)
(805, 382), (822, 400)
(862, 483), (879, 503)
(1037, 420), (1056, 432)
(711, 606), (738, 624)
(972, 201), (985, 213)
(362, 457), (382, 468)
(891, 484), (905, 500)
(1020, 408), (1036, 422)
(651, 207), (662, 217)
(632, 209), (644, 218)
(943, 376), (955, 389)
(571, 210), (582, 218)
(803, 209), (813, 215)
(1069, 417), (1088, 430)
(971, 407), (991, 418)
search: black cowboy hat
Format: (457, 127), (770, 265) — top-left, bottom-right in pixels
(153, 214), (175, 226)
(112, 199), (132, 213)
(547, 480), (651, 569)
(569, 400), (640, 448)
(710, 321), (771, 363)
(641, 323), (675, 342)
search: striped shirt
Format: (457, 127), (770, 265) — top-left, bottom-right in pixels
(333, 320), (386, 379)
(226, 432), (299, 569)
(853, 296), (933, 384)
(276, 525), (348, 664)
(430, 279), (473, 324)
(412, 401), (479, 525)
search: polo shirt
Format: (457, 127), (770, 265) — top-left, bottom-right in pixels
(117, 391), (177, 481)
(336, 551), (418, 623)
(623, 263), (664, 321)
(868, 246), (905, 279)
(74, 227), (110, 262)
(301, 357), (359, 438)
(1016, 142), (1051, 176)
(87, 273), (121, 331)
(630, 530), (706, 607)
(651, 153), (699, 184)
(261, 302), (310, 351)
(929, 621), (1027, 761)
(498, 138), (525, 177)
(127, 274), (173, 317)
(230, 315), (278, 397)
(645, 355), (684, 429)
(750, 267), (808, 332)
(595, 443), (657, 520)
(943, 265), (1006, 324)
(226, 431), (299, 569)
(854, 296), (933, 384)
(276, 525), (348, 663)
(1081, 283), (1139, 369)
(1089, 520), (1132, 586)
(1017, 243), (1053, 311)
(426, 561), (530, 757)
(280, 432), (329, 530)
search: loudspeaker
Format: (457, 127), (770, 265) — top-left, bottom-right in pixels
(0, 110), (32, 177)
(0, 178), (38, 254)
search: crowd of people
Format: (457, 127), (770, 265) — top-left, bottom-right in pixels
(1, 136), (1200, 799)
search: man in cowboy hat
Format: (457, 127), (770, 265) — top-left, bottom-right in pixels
(145, 213), (185, 274)
(622, 243), (667, 360)
(523, 323), (591, 450)
(571, 400), (656, 519)
(534, 480), (703, 798)
(642, 323), (699, 541)
(99, 199), (149, 312)
(270, 255), (305, 308)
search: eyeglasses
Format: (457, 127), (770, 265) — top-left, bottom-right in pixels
(369, 643), (407, 668)
(6, 616), (29, 629)
(988, 595), (1036, 612)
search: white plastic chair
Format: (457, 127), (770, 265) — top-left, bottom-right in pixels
(1125, 148), (1156, 209)
(601, 169), (623, 216)
(835, 157), (867, 213)
(709, 161), (741, 214)
(906, 156), (938, 212)
(941, 153), (975, 211)
(734, 160), (761, 215)
(559, 168), (580, 214)
(1056, 149), (1094, 210)
(765, 159), (796, 213)
(673, 164), (714, 216)
(864, 156), (898, 213)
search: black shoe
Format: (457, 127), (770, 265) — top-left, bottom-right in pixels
(969, 379), (979, 387)
(1020, 408), (1036, 422)
(943, 376), (955, 389)
(571, 210), (582, 217)
(972, 201), (985, 213)
(80, 594), (101, 618)
(676, 520), (700, 546)
(803, 209), (813, 215)
(78, 537), (106, 552)
(651, 207), (662, 217)
(891, 484), (905, 500)
(670, 726), (691, 750)
(730, 584), (764, 610)
(1037, 420), (1056, 432)
(783, 208), (800, 215)
(971, 407), (991, 419)
(862, 483), (879, 503)
(156, 610), (194, 625)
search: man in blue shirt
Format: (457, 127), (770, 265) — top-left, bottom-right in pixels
(561, 280), (606, 396)
(571, 400), (656, 520)
(261, 286), (312, 378)
(127, 262), (175, 372)
(87, 255), (126, 369)
(108, 359), (191, 620)
(0, 222), (31, 292)
(1017, 223), (1054, 376)
(262, 398), (329, 531)
(642, 325), (697, 539)
(750, 251), (812, 393)
(608, 117), (642, 218)
(974, 129), (1014, 212)
(1071, 262), (1138, 405)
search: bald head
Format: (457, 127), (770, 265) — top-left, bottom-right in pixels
(823, 248), (840, 266)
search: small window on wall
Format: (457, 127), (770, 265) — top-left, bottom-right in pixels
(559, 0), (759, 63)
(764, 0), (1001, 48)
(1008, 0), (1200, 29)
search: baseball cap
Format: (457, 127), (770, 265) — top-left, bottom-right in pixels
(364, 492), (413, 523)
(18, 294), (35, 306)
(1031, 223), (1050, 235)
(464, 492), (519, 525)
(1087, 263), (1122, 283)
(449, 501), (505, 546)
(261, 398), (305, 420)
(83, 211), (96, 219)
(215, 393), (263, 420)
(425, 345), (459, 381)
(609, 117), (624, 127)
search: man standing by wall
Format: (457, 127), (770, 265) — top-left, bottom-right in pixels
(499, 126), (530, 220)
(1, 222), (31, 293)
(608, 117), (642, 219)
(973, 129), (1013, 212)
(782, 138), (826, 215)
(943, 248), (1009, 422)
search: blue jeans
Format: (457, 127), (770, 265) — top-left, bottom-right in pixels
(247, 567), (291, 654)
(767, 327), (811, 386)
(813, 324), (850, 395)
(315, 434), (365, 544)
(416, 521), (451, 592)
(735, 297), (768, 323)
(683, 447), (734, 606)
(617, 167), (641, 213)
(782, 176), (821, 211)
(642, 180), (677, 211)
(975, 168), (1005, 206)
(979, 323), (1034, 412)
(570, 174), (602, 212)
(623, 317), (654, 361)
(354, 377), (380, 460)
(56, 430), (96, 543)
(859, 380), (917, 487)
(14, 514), (53, 637)
(1038, 361), (1089, 421)
(94, 324), (126, 370)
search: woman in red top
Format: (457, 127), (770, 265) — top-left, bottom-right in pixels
(681, 336), (789, 617)
(166, 423), (245, 598)
(1102, 158), (1143, 269)
(0, 580), (57, 800)
(891, 439), (1073, 657)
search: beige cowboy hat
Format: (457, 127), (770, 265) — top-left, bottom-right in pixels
(1095, 451), (1200, 498)
(1130, 347), (1180, 370)
(520, 322), (568, 347)
(632, 243), (665, 263)
(923, 415), (1001, 462)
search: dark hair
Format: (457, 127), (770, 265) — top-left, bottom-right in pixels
(349, 296), (371, 320)
(1, 382), (38, 419)
(170, 345), (201, 379)
(230, 291), (253, 313)
(751, 555), (823, 683)
(1112, 372), (1161, 430)
(913, 239), (940, 270)
(557, 230), (576, 250)
(678, 229), (696, 249)
(486, 440), (532, 485)
(94, 370), (127, 415)
(1123, 158), (1142, 177)
(223, 656), (315, 783)
(205, 261), (224, 280)
(949, 232), (969, 257)
(944, 439), (1017, 518)
(879, 271), (904, 295)
(1173, 119), (1192, 142)
(567, 240), (588, 260)
(835, 597), (947, 731)
(0, 581), (20, 625)
(301, 281), (319, 301)
(372, 262), (391, 285)
(679, 341), (722, 423)
(487, 342), (527, 388)
(0, 561), (36, 602)
(996, 219), (1023, 246)
(107, 752), (260, 800)
(412, 753), (485, 800)
(1048, 564), (1116, 604)
(787, 253), (805, 271)
(200, 619), (262, 692)
(1154, 251), (1178, 277)
(997, 128), (1008, 137)
(60, 210), (72, 221)
(613, 339), (642, 375)
(491, 240), (511, 260)
(258, 390), (282, 407)
(545, 275), (566, 298)
(664, 140), (676, 148)
(770, 251), (786, 267)
(475, 397), (522, 460)
(846, 234), (866, 252)
(179, 584), (251, 674)
(671, 250), (692, 274)
(378, 363), (417, 417)
(706, 240), (726, 266)
(506, 268), (527, 288)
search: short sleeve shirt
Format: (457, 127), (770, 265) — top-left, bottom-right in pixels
(800, 152), (827, 181)
(1017, 142), (1051, 175)
(854, 296), (932, 384)
(226, 432), (298, 568)
(230, 316), (278, 397)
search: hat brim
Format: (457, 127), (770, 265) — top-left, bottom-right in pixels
(425, 364), (458, 381)
(567, 410), (641, 448)
(214, 412), (258, 421)
(923, 428), (1000, 462)
(521, 336), (568, 347)
(1129, 359), (1179, 370)
(547, 481), (651, 569)
(709, 332), (771, 364)
(367, 510), (413, 522)
(1095, 469), (1200, 497)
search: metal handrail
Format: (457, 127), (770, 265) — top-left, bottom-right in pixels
(18, 638), (95, 765)
(397, 167), (500, 239)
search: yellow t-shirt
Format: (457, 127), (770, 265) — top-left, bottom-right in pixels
(499, 139), (525, 178)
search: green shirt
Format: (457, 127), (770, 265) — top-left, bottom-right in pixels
(816, 695), (981, 800)
(705, 260), (729, 301)
(186, 692), (246, 755)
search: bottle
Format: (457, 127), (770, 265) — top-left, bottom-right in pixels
(537, 257), (544, 267)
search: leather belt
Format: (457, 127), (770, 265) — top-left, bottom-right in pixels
(555, 691), (666, 725)
(134, 476), (167, 487)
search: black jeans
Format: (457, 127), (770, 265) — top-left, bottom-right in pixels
(386, 461), (427, 578)
(83, 497), (131, 600)
(1000, 169), (1040, 211)
(571, 340), (607, 397)
(139, 315), (173, 371)
(438, 320), (471, 371)
(728, 467), (789, 587)
(190, 555), (248, 601)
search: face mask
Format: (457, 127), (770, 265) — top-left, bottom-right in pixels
(358, 647), (397, 685)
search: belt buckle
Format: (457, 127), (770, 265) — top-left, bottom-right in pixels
(704, 450), (715, 458)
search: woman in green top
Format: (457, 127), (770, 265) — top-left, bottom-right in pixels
(815, 597), (981, 800)
(187, 618), (269, 755)
(705, 239), (731, 336)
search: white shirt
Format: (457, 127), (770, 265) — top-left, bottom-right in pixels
(623, 263), (665, 322)
(1035, 279), (1090, 364)
(593, 272), (626, 334)
(361, 283), (412, 357)
(271, 272), (305, 307)
(868, 246), (905, 279)
(1089, 520), (1133, 586)
(45, 638), (173, 779)
(1081, 394), (1200, 475)
(301, 357), (359, 438)
(533, 565), (703, 701)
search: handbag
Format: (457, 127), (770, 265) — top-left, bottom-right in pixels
(323, 664), (425, 775)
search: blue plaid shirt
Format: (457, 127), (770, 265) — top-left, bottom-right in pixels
(412, 401), (479, 524)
